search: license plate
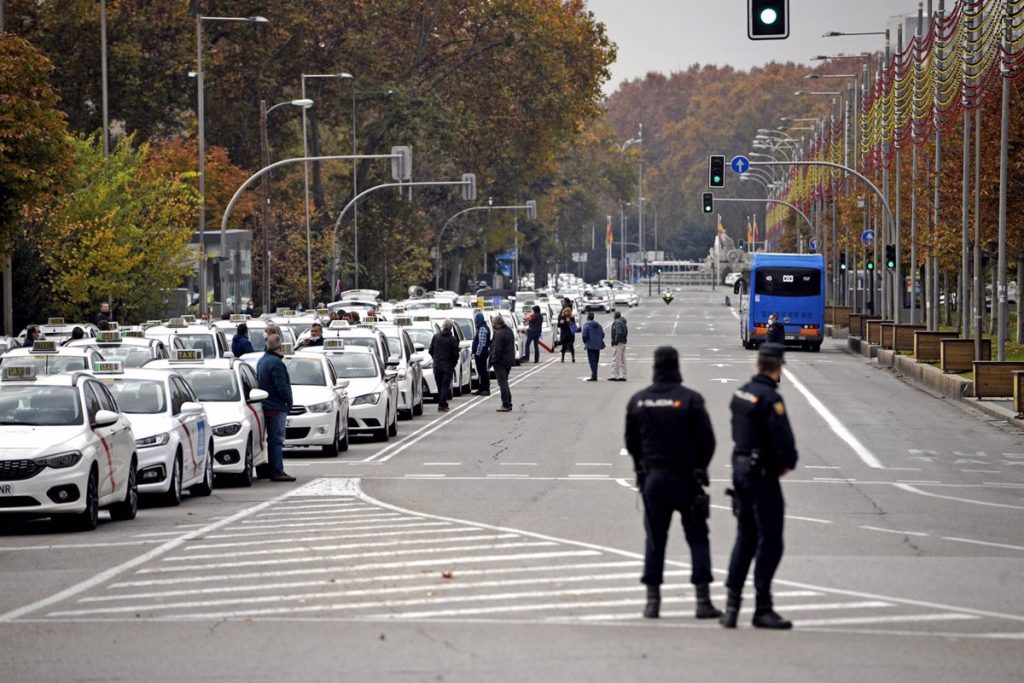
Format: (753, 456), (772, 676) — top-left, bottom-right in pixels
(286, 418), (292, 427)
(0, 484), (14, 495)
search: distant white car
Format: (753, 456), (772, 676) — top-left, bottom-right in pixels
(307, 345), (398, 442)
(145, 319), (230, 359)
(0, 340), (106, 376)
(282, 350), (352, 455)
(724, 272), (743, 287)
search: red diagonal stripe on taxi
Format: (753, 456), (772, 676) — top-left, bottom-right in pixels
(93, 431), (116, 490)
(177, 418), (198, 468)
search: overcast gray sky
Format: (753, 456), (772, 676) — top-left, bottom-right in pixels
(588, 0), (925, 93)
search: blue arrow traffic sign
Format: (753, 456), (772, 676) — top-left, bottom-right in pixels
(809, 239), (819, 251)
(861, 229), (875, 245)
(730, 155), (750, 174)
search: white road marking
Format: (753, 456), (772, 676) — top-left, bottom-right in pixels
(860, 526), (930, 537)
(797, 613), (978, 627)
(184, 525), (470, 551)
(200, 521), (448, 542)
(576, 600), (889, 622)
(0, 539), (166, 552)
(422, 462), (462, 467)
(404, 474), (446, 478)
(575, 463), (612, 467)
(813, 477), (858, 482)
(894, 483), (1024, 511)
(0, 481), (305, 622)
(238, 513), (402, 528)
(568, 474), (609, 479)
(785, 515), (834, 524)
(961, 469), (1001, 474)
(941, 537), (1024, 552)
(897, 480), (942, 484)
(783, 368), (884, 469)
(804, 466), (841, 470)
(487, 473), (530, 478)
(500, 462), (538, 467)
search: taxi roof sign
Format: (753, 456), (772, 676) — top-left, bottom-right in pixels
(281, 342), (294, 356)
(181, 315), (197, 323)
(107, 322), (119, 330)
(434, 302), (453, 310)
(315, 308), (330, 317)
(323, 339), (345, 350)
(275, 307), (289, 314)
(92, 360), (124, 374)
(31, 340), (58, 354)
(170, 349), (204, 363)
(46, 317), (65, 326)
(95, 331), (122, 343)
(229, 314), (249, 323)
(412, 315), (431, 322)
(167, 317), (188, 328)
(328, 320), (350, 330)
(122, 330), (144, 338)
(394, 316), (412, 326)
(146, 320), (162, 326)
(2, 365), (36, 381)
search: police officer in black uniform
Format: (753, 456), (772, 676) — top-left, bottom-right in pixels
(721, 342), (798, 630)
(625, 346), (721, 620)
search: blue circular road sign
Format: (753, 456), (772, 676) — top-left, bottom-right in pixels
(731, 155), (750, 174)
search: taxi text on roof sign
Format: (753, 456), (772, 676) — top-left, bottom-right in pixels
(31, 340), (58, 354)
(107, 322), (119, 330)
(315, 308), (330, 317)
(181, 315), (197, 323)
(167, 317), (188, 328)
(92, 361), (124, 374)
(324, 339), (345, 350)
(2, 365), (37, 381)
(122, 330), (144, 338)
(275, 307), (289, 314)
(229, 314), (249, 323)
(46, 317), (65, 326)
(96, 331), (121, 343)
(329, 320), (350, 329)
(171, 349), (204, 363)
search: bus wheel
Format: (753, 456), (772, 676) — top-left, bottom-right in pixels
(811, 343), (821, 353)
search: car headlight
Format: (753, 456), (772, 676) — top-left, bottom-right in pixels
(212, 422), (242, 437)
(35, 451), (83, 469)
(307, 401), (334, 414)
(353, 392), (381, 406)
(135, 433), (170, 448)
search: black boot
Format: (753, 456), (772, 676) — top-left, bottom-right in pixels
(719, 588), (742, 628)
(694, 583), (723, 619)
(752, 591), (792, 630)
(643, 585), (661, 619)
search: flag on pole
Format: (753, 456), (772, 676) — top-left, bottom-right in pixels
(605, 215), (613, 245)
(752, 214), (759, 244)
(746, 216), (753, 245)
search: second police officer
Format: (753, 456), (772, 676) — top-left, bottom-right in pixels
(721, 342), (798, 630)
(625, 346), (721, 620)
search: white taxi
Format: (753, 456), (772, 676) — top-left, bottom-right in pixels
(375, 320), (425, 418)
(425, 310), (473, 395)
(68, 330), (175, 368)
(145, 350), (269, 486)
(0, 340), (106, 376)
(92, 362), (213, 505)
(145, 318), (230, 359)
(309, 344), (397, 442)
(0, 366), (138, 530)
(281, 345), (351, 456)
(402, 319), (442, 401)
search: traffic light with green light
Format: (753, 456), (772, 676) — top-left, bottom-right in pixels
(748, 0), (789, 40)
(702, 192), (714, 214)
(839, 251), (847, 271)
(885, 244), (896, 269)
(708, 155), (725, 189)
(866, 260), (875, 272)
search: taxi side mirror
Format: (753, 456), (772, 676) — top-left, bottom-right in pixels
(180, 401), (204, 416)
(248, 389), (269, 403)
(409, 353), (424, 364)
(92, 409), (119, 428)
(335, 379), (350, 390)
(386, 355), (401, 367)
(414, 342), (425, 352)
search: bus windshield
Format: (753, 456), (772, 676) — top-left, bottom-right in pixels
(754, 268), (821, 297)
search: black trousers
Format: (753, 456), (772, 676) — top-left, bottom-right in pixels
(474, 355), (490, 393)
(493, 365), (512, 407)
(641, 469), (714, 586)
(725, 457), (785, 594)
(434, 368), (454, 409)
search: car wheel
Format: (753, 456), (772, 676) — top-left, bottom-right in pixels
(374, 406), (391, 442)
(413, 389), (424, 416)
(110, 457), (139, 521)
(190, 445), (214, 496)
(237, 439), (254, 487)
(322, 417), (340, 457)
(69, 467), (99, 531)
(388, 408), (398, 437)
(339, 420), (349, 452)
(159, 454), (183, 506)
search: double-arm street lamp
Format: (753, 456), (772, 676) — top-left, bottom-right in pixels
(434, 201), (537, 290)
(260, 98), (314, 313)
(196, 13), (268, 316)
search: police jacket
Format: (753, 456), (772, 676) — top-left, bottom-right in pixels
(766, 322), (786, 344)
(428, 329), (460, 372)
(611, 318), (628, 346)
(625, 368), (715, 475)
(231, 334), (254, 358)
(730, 373), (798, 475)
(256, 351), (293, 413)
(490, 325), (516, 370)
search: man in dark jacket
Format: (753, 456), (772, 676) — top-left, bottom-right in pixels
(428, 319), (460, 412)
(257, 334), (295, 482)
(609, 311), (628, 381)
(765, 314), (786, 344)
(721, 342), (798, 630)
(471, 312), (491, 396)
(93, 302), (111, 327)
(581, 312), (605, 381)
(297, 322), (324, 349)
(626, 346), (720, 620)
(490, 315), (515, 412)
(521, 304), (543, 363)
(232, 323), (255, 358)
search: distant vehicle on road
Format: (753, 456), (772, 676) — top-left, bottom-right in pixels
(737, 253), (825, 352)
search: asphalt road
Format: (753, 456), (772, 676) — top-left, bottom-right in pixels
(1, 290), (1022, 682)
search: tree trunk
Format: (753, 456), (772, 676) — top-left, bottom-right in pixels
(1017, 258), (1023, 344)
(447, 249), (464, 292)
(943, 271), (951, 327)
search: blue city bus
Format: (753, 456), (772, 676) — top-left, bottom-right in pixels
(738, 253), (825, 352)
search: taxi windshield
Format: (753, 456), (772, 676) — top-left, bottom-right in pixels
(455, 321), (473, 339)
(0, 386), (83, 426)
(406, 330), (434, 348)
(283, 358), (326, 386)
(97, 345), (153, 368)
(386, 338), (402, 357)
(0, 355), (88, 375)
(249, 328), (268, 351)
(328, 354), (377, 379)
(338, 337), (377, 353)
(175, 369), (239, 402)
(103, 378), (166, 414)
(176, 334), (217, 358)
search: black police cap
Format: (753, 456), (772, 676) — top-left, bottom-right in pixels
(758, 342), (786, 362)
(653, 345), (679, 372)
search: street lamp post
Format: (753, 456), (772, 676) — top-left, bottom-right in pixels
(196, 13), (268, 317)
(260, 98), (313, 314)
(300, 73), (352, 308)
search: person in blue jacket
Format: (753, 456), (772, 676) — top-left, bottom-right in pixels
(256, 334), (295, 482)
(580, 312), (605, 382)
(232, 323), (255, 358)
